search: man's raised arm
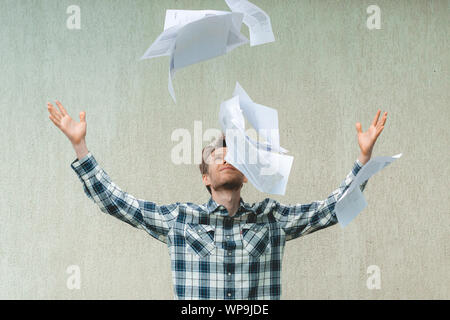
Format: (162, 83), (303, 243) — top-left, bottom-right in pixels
(271, 158), (368, 241)
(271, 109), (388, 240)
(47, 100), (178, 244)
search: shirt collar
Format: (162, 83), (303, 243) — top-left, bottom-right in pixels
(205, 196), (256, 216)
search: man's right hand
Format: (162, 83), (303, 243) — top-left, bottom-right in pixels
(47, 100), (87, 145)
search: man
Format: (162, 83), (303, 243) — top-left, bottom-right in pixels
(47, 100), (387, 299)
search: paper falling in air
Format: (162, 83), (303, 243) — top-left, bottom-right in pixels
(225, 0), (275, 46)
(335, 153), (403, 227)
(140, 1), (275, 102)
(219, 82), (293, 195)
(142, 10), (247, 103)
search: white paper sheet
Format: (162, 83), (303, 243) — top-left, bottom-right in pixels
(140, 24), (181, 59)
(141, 9), (248, 102)
(173, 14), (230, 70)
(335, 153), (402, 227)
(219, 83), (293, 195)
(164, 10), (215, 30)
(224, 0), (275, 46)
(335, 187), (368, 228)
(233, 82), (287, 153)
(349, 154), (402, 193)
(140, 0), (276, 102)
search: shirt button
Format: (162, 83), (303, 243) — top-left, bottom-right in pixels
(226, 235), (231, 239)
(228, 272), (232, 276)
(227, 251), (232, 256)
(227, 293), (231, 297)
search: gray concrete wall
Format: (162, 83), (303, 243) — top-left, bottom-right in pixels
(0, 0), (448, 299)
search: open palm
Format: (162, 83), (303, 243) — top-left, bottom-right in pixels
(47, 100), (87, 145)
(356, 110), (387, 155)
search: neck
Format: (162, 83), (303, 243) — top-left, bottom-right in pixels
(211, 187), (242, 217)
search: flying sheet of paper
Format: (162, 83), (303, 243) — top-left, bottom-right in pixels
(172, 15), (230, 70)
(335, 153), (402, 227)
(219, 84), (293, 195)
(226, 127), (293, 194)
(142, 10), (245, 60)
(140, 24), (181, 59)
(170, 13), (246, 102)
(233, 82), (287, 153)
(164, 10), (216, 30)
(141, 10), (248, 102)
(335, 187), (368, 228)
(163, 10), (249, 55)
(224, 0), (275, 46)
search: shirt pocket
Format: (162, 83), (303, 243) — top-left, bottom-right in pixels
(184, 223), (216, 258)
(240, 223), (271, 258)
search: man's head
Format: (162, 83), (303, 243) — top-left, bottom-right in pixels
(199, 134), (248, 195)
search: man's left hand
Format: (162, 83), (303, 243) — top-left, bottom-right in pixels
(356, 109), (388, 164)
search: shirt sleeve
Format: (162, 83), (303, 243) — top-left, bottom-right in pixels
(70, 151), (179, 244)
(271, 158), (369, 241)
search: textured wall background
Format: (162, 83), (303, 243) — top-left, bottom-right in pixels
(0, 0), (448, 299)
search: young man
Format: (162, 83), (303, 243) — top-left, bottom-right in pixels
(47, 100), (387, 299)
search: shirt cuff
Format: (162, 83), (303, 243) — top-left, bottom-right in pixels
(352, 158), (365, 177)
(356, 158), (365, 168)
(70, 151), (100, 181)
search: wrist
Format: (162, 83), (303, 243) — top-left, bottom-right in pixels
(71, 138), (85, 147)
(358, 151), (372, 165)
(72, 139), (88, 160)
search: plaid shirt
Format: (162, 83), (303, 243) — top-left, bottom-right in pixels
(71, 152), (368, 300)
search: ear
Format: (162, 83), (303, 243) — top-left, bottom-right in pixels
(243, 176), (248, 183)
(202, 174), (211, 188)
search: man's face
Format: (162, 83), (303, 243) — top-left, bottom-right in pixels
(202, 147), (248, 192)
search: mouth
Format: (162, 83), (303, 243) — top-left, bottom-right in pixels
(220, 166), (237, 172)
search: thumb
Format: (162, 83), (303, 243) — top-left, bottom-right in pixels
(79, 111), (86, 122)
(355, 122), (362, 134)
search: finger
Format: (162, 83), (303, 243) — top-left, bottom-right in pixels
(375, 125), (385, 138)
(355, 122), (363, 134)
(380, 112), (387, 126)
(55, 100), (68, 116)
(371, 109), (381, 127)
(79, 111), (86, 122)
(376, 112), (388, 128)
(375, 127), (384, 140)
(47, 103), (62, 120)
(48, 114), (61, 128)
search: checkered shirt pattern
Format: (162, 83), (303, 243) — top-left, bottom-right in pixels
(71, 151), (368, 299)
